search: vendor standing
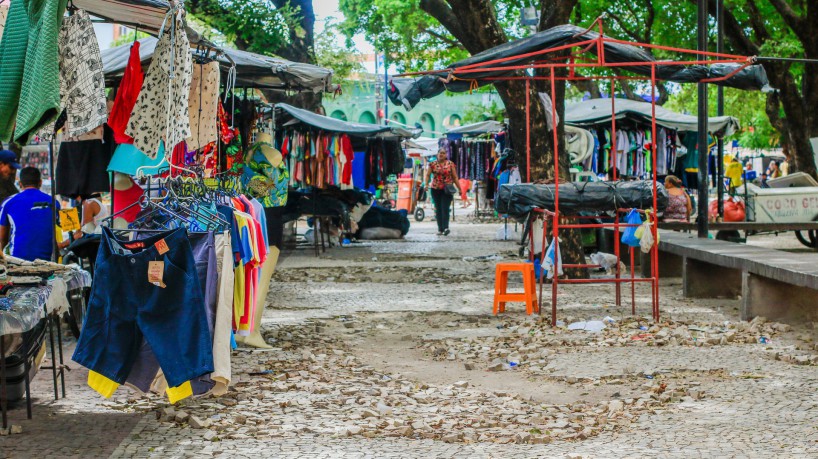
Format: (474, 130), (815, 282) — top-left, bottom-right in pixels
(0, 167), (60, 261)
(0, 149), (21, 203)
(424, 149), (459, 236)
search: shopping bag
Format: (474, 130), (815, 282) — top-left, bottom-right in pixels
(543, 237), (564, 279)
(636, 210), (659, 253)
(621, 209), (643, 247)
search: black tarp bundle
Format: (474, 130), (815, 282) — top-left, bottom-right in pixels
(356, 205), (411, 237)
(495, 180), (668, 220)
(389, 24), (769, 111)
(281, 187), (373, 227)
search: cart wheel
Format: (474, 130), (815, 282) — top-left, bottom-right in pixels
(414, 207), (425, 222)
(795, 230), (818, 250)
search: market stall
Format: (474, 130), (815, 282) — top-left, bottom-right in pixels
(270, 103), (418, 245)
(564, 98), (740, 186)
(0, 0), (339, 415)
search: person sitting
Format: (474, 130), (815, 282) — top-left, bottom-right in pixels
(662, 175), (692, 222)
(0, 149), (21, 204)
(0, 167), (60, 261)
(760, 173), (771, 189)
(73, 193), (110, 239)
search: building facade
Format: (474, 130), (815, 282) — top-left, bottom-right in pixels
(323, 79), (504, 138)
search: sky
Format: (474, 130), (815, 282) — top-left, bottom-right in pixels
(313, 0), (375, 55)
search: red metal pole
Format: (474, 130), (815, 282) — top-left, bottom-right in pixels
(611, 78), (621, 307)
(631, 247), (636, 315)
(526, 78), (531, 182)
(550, 66), (560, 327)
(651, 64), (660, 321)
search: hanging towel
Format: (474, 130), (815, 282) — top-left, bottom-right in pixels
(186, 60), (219, 151)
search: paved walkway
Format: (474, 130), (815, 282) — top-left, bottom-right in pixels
(1, 220), (817, 458)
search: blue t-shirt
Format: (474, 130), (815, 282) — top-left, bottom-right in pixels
(0, 188), (60, 261)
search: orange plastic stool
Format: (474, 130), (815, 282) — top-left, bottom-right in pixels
(493, 263), (539, 315)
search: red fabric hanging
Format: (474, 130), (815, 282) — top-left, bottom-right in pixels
(108, 42), (144, 144)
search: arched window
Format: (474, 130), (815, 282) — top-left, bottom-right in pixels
(329, 110), (347, 121)
(419, 113), (435, 136)
(391, 112), (406, 125)
(359, 111), (376, 124)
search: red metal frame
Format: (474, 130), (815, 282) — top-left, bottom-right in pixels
(395, 17), (752, 325)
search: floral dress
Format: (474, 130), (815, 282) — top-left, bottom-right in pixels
(430, 160), (455, 190)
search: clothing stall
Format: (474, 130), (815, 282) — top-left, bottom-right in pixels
(564, 98), (740, 188)
(440, 120), (510, 220)
(271, 103), (418, 247)
(0, 0), (335, 413)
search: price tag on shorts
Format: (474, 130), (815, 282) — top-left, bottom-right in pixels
(148, 261), (166, 288)
(155, 238), (169, 255)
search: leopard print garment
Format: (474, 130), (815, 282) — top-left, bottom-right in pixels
(126, 14), (191, 158)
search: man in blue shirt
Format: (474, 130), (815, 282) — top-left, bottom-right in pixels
(0, 167), (59, 261)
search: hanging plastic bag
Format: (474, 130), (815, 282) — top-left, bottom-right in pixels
(543, 237), (564, 279)
(621, 209), (643, 247)
(636, 210), (658, 253)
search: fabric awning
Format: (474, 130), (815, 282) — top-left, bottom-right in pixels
(389, 24), (770, 111)
(564, 98), (740, 136)
(102, 37), (333, 92)
(446, 120), (504, 136)
(275, 103), (420, 139)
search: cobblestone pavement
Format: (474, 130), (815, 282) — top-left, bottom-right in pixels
(2, 220), (818, 458)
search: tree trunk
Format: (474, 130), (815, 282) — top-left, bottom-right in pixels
(712, 0), (818, 179)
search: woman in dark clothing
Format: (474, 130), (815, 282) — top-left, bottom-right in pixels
(424, 149), (460, 235)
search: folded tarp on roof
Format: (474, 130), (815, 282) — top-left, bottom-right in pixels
(275, 103), (420, 139)
(495, 180), (668, 220)
(446, 120), (504, 136)
(565, 98), (740, 136)
(389, 24), (769, 111)
(102, 38), (333, 92)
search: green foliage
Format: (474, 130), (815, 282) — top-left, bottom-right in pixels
(315, 20), (365, 80)
(111, 30), (151, 48)
(187, 0), (299, 57)
(462, 99), (506, 124)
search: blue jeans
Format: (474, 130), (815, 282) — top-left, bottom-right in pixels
(73, 227), (213, 388)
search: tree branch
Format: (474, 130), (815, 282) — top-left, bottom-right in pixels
(765, 0), (807, 41)
(419, 0), (466, 47)
(421, 28), (466, 50)
(606, 11), (645, 43)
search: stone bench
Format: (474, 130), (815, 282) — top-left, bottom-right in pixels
(643, 230), (818, 323)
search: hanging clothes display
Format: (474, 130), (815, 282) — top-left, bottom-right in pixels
(38, 9), (108, 141)
(186, 61), (220, 151)
(72, 227), (214, 401)
(438, 137), (498, 181)
(364, 138), (404, 188)
(277, 130), (356, 190)
(109, 40), (144, 144)
(55, 124), (115, 197)
(0, 0), (68, 143)
(125, 13), (191, 158)
(242, 141), (289, 207)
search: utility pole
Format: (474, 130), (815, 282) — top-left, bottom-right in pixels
(383, 53), (389, 124)
(374, 54), (382, 124)
(697, 0), (710, 238)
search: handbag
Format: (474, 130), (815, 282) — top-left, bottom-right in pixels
(444, 183), (458, 195)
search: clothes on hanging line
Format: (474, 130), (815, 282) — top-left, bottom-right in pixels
(0, 0), (68, 143)
(109, 40), (144, 145)
(577, 126), (678, 179)
(277, 130), (355, 190)
(437, 137), (498, 181)
(126, 13), (192, 158)
(186, 61), (220, 151)
(364, 138), (404, 189)
(72, 227), (214, 401)
(55, 123), (115, 198)
(38, 9), (108, 142)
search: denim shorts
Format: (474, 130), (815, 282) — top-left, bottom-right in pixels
(73, 227), (214, 388)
